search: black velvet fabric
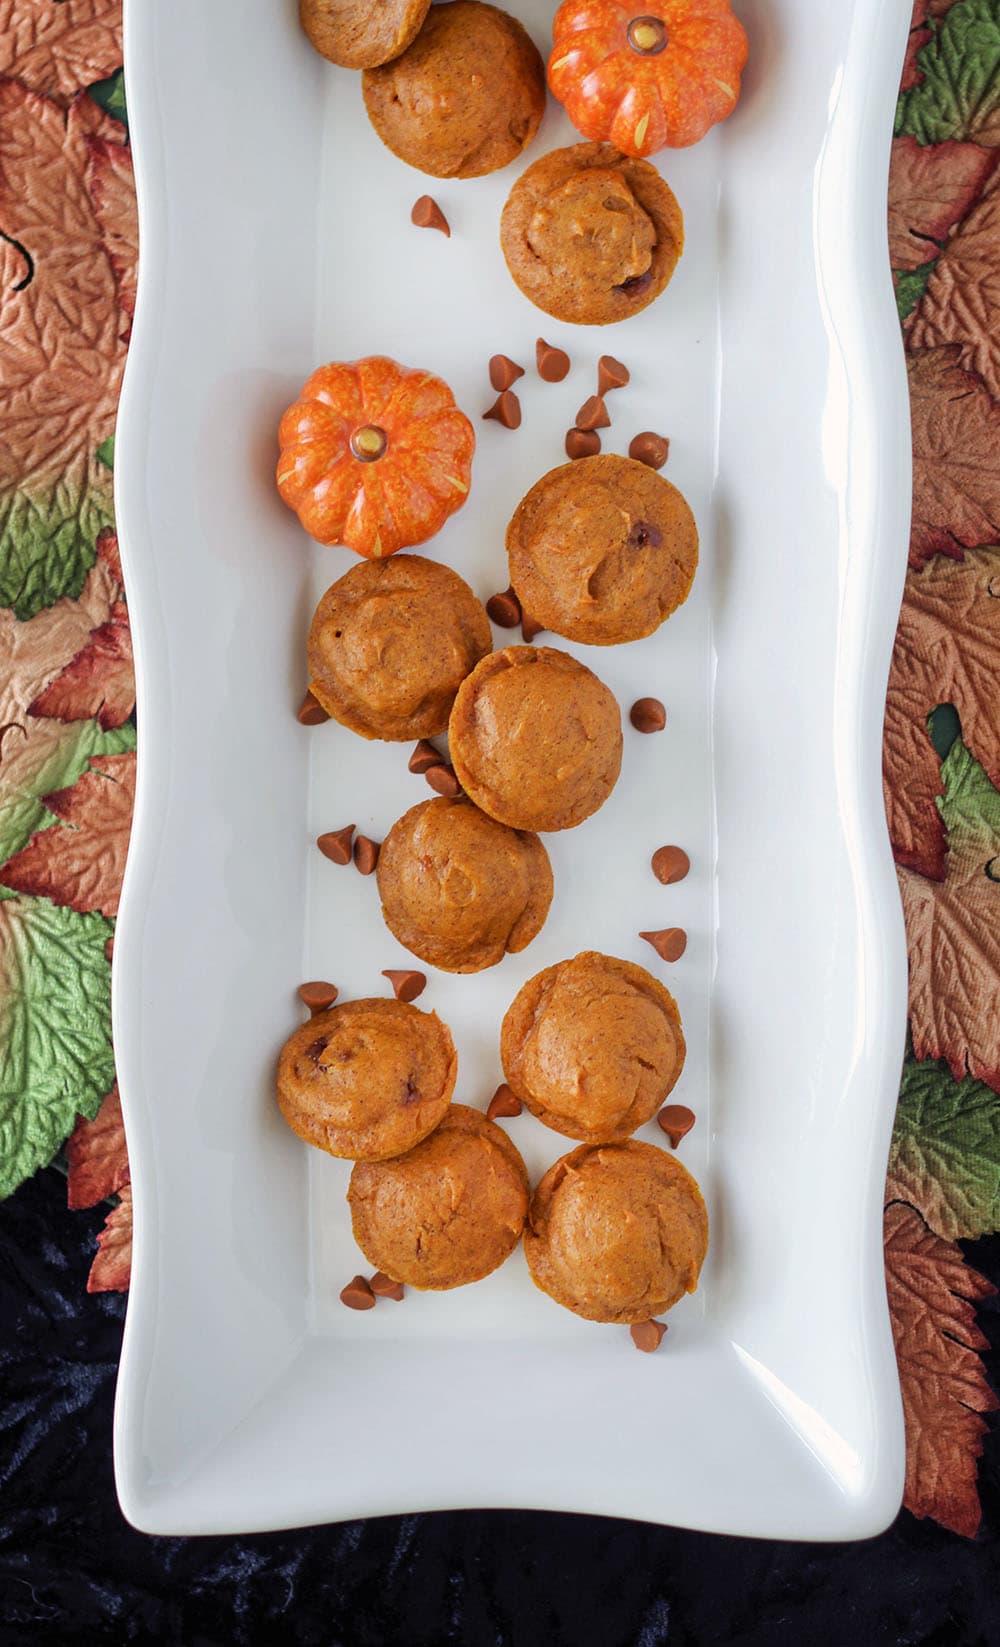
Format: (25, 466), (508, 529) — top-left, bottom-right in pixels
(2, 1169), (999, 1647)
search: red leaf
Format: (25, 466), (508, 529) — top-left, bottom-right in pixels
(28, 599), (134, 729)
(0, 0), (123, 106)
(910, 164), (1000, 401)
(885, 1202), (997, 1537)
(87, 1182), (132, 1293)
(66, 1080), (128, 1209)
(888, 136), (996, 271)
(883, 638), (946, 881)
(86, 135), (136, 341)
(0, 750), (135, 916)
(907, 348), (1000, 569)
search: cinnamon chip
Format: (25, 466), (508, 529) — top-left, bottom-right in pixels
(483, 390), (521, 429)
(487, 588), (522, 627)
(382, 968), (427, 1002)
(565, 428), (601, 460)
(521, 612), (544, 642)
(651, 845), (690, 884)
(370, 1271), (405, 1301)
(630, 697), (666, 733)
(411, 195), (450, 236)
(489, 354), (524, 392)
(487, 1083), (523, 1119)
(408, 738), (441, 774)
(425, 763), (462, 797)
(576, 395), (610, 431)
(598, 354), (630, 395)
(297, 689), (329, 726)
(629, 431), (670, 470)
(536, 338), (570, 382)
(657, 1103), (695, 1148)
(317, 825), (356, 865)
(340, 1275), (376, 1311)
(640, 927), (687, 962)
(353, 834), (380, 875)
(298, 980), (339, 1015)
(630, 1319), (668, 1353)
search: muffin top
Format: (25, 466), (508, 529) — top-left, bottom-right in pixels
(501, 951), (685, 1142)
(507, 455), (699, 646)
(500, 142), (684, 325)
(524, 1140), (708, 1323)
(448, 646), (623, 832)
(276, 997), (457, 1161)
(363, 2), (546, 179)
(307, 554), (491, 741)
(348, 1103), (530, 1288)
(299, 0), (431, 69)
(377, 796), (554, 972)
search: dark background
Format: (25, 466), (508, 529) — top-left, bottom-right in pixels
(2, 1168), (998, 1647)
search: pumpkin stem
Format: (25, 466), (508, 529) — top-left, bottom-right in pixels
(627, 16), (667, 55)
(351, 424), (387, 462)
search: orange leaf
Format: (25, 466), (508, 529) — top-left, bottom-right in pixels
(86, 135), (136, 341)
(910, 164), (1000, 400)
(888, 135), (996, 271)
(28, 598), (134, 729)
(87, 1182), (132, 1293)
(0, 750), (135, 917)
(66, 1080), (128, 1209)
(883, 643), (946, 882)
(907, 347), (1000, 569)
(0, 0), (123, 105)
(0, 537), (120, 729)
(884, 1201), (997, 1537)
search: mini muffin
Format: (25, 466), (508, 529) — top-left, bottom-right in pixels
(277, 997), (457, 1161)
(448, 646), (622, 832)
(507, 456), (698, 646)
(501, 951), (685, 1142)
(500, 142), (684, 325)
(377, 796), (554, 972)
(300, 0), (431, 68)
(525, 1140), (708, 1323)
(307, 554), (491, 741)
(363, 2), (546, 179)
(349, 1103), (529, 1287)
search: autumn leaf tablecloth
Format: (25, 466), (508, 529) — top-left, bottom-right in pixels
(2, 0), (999, 1546)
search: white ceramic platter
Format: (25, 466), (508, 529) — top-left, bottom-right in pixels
(113, 0), (911, 1537)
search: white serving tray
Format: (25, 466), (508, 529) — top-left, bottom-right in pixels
(113, 0), (911, 1538)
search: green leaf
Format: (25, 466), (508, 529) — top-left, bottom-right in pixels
(95, 435), (115, 471)
(0, 898), (114, 1198)
(895, 0), (1000, 145)
(889, 1053), (1000, 1239)
(0, 719), (136, 868)
(87, 68), (128, 133)
(896, 259), (936, 324)
(0, 481), (114, 621)
(938, 729), (1000, 844)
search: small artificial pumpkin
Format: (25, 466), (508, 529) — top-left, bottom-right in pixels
(277, 356), (475, 558)
(547, 0), (749, 156)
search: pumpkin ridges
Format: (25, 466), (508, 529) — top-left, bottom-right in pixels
(292, 457), (360, 543)
(300, 361), (363, 419)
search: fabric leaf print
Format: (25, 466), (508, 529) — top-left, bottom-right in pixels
(889, 1055), (1000, 1238)
(86, 134), (137, 340)
(0, 717), (135, 870)
(28, 600), (134, 730)
(888, 136), (995, 272)
(66, 1080), (127, 1209)
(896, 0), (1000, 146)
(0, 897), (114, 1198)
(885, 1201), (998, 1537)
(0, 751), (135, 918)
(0, 0), (123, 105)
(87, 1182), (132, 1292)
(907, 347), (1000, 568)
(909, 165), (1000, 400)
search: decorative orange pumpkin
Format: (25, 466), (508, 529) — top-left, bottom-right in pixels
(547, 0), (749, 156)
(277, 356), (475, 558)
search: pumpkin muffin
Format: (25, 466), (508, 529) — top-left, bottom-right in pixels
(307, 554), (491, 741)
(500, 142), (684, 325)
(501, 951), (685, 1142)
(300, 0), (431, 69)
(348, 1103), (529, 1288)
(525, 1140), (708, 1323)
(377, 796), (553, 972)
(507, 455), (699, 646)
(448, 646), (622, 832)
(276, 997), (457, 1161)
(362, 2), (546, 179)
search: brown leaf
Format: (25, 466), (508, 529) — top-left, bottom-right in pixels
(29, 598), (134, 729)
(907, 348), (1000, 568)
(87, 1182), (132, 1292)
(900, 0), (930, 93)
(86, 135), (136, 340)
(0, 542), (119, 728)
(66, 1080), (127, 1208)
(888, 136), (996, 271)
(0, 750), (135, 916)
(0, 0), (123, 105)
(884, 1201), (997, 1537)
(883, 641), (946, 882)
(910, 165), (1000, 400)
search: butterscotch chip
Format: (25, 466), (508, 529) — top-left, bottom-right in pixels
(598, 355), (630, 395)
(382, 968), (427, 1002)
(629, 431), (670, 470)
(300, 0), (430, 68)
(487, 1083), (523, 1119)
(483, 390), (521, 429)
(657, 1103), (695, 1148)
(507, 456), (698, 647)
(486, 588), (522, 628)
(640, 927), (687, 962)
(308, 555), (491, 742)
(489, 355), (525, 392)
(525, 1140), (708, 1323)
(630, 697), (666, 733)
(299, 981), (339, 1015)
(630, 1319), (668, 1353)
(317, 825), (356, 865)
(575, 395), (610, 431)
(277, 996), (457, 1161)
(651, 845), (689, 884)
(424, 763), (462, 797)
(502, 143), (684, 326)
(501, 950), (685, 1142)
(377, 796), (552, 972)
(370, 1271), (405, 1300)
(340, 1274), (377, 1310)
(349, 1104), (529, 1288)
(354, 835), (380, 875)
(363, 2), (546, 179)
(565, 428), (601, 461)
(409, 739), (441, 774)
(411, 194), (450, 235)
(536, 339), (571, 381)
(298, 689), (329, 726)
(448, 646), (622, 832)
